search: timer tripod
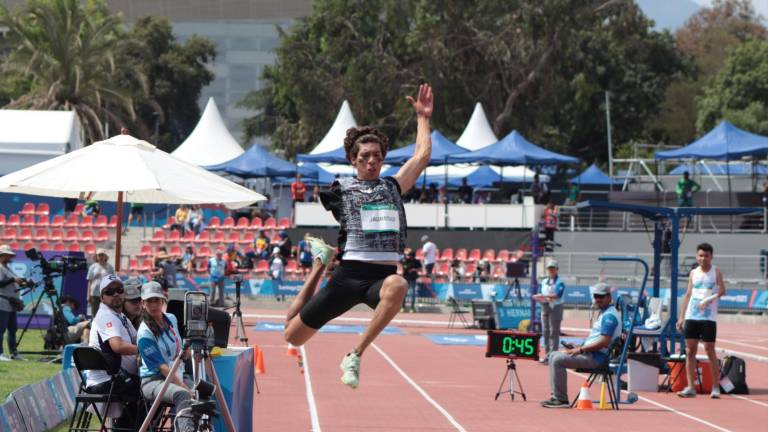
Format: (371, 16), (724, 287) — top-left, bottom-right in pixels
(494, 358), (527, 401)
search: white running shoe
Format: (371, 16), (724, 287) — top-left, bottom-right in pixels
(10, 353), (23, 360)
(307, 236), (335, 265)
(340, 352), (361, 389)
(710, 388), (721, 399)
(677, 387), (696, 398)
(0, 354), (11, 362)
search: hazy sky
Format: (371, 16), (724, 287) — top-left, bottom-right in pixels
(692, 0), (768, 20)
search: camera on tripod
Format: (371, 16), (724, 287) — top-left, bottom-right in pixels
(184, 291), (210, 342)
(25, 248), (87, 281)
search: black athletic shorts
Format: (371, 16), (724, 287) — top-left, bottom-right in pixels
(299, 260), (397, 329)
(683, 319), (717, 343)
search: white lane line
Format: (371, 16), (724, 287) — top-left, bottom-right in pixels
(717, 337), (768, 352)
(371, 343), (467, 432)
(567, 370), (732, 432)
(729, 394), (768, 408)
(300, 345), (322, 432)
(245, 313), (451, 327)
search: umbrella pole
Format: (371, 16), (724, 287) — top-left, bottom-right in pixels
(444, 160), (449, 229)
(115, 191), (124, 272)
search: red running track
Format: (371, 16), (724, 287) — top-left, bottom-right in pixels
(233, 309), (768, 432)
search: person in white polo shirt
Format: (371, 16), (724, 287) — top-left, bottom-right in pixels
(86, 274), (140, 425)
(421, 235), (437, 282)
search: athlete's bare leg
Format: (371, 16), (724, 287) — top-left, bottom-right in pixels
(352, 274), (407, 355)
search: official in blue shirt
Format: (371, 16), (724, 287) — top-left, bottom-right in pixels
(137, 281), (194, 431)
(60, 295), (89, 344)
(533, 259), (566, 362)
(541, 283), (621, 408)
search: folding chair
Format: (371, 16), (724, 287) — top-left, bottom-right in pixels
(68, 347), (141, 432)
(569, 338), (623, 410)
(447, 297), (470, 329)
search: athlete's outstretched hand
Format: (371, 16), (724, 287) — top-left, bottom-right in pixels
(406, 84), (433, 118)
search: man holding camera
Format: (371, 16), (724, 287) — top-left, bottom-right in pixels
(0, 244), (25, 361)
(87, 274), (141, 423)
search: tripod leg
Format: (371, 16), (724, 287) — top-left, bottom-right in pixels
(138, 354), (185, 432)
(512, 364), (527, 401)
(494, 365), (511, 400)
(205, 355), (237, 432)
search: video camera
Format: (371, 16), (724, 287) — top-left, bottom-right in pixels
(184, 291), (210, 342)
(25, 248), (87, 278)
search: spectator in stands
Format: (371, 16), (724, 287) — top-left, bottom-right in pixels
(87, 275), (141, 425)
(261, 194), (277, 220)
(542, 202), (558, 252)
(154, 246), (178, 289)
(137, 281), (194, 432)
(225, 245), (244, 278)
(255, 230), (270, 260)
(437, 185), (447, 204)
(124, 202), (144, 234)
(61, 295), (90, 344)
(181, 246), (196, 273)
(458, 177), (473, 204)
(291, 173), (307, 224)
(562, 180), (580, 206)
(269, 247), (286, 301)
(82, 198), (101, 217)
(427, 183), (438, 203)
(762, 177), (768, 208)
(122, 278), (144, 331)
(421, 235), (437, 282)
(533, 259), (565, 363)
(308, 185), (321, 203)
(676, 242), (726, 399)
(278, 230), (293, 259)
(208, 251), (227, 306)
(0, 245), (24, 361)
(87, 249), (115, 316)
(297, 234), (314, 275)
(185, 205), (205, 236)
(401, 249), (421, 312)
(171, 205), (190, 234)
(472, 259), (491, 283)
(450, 258), (465, 283)
(473, 190), (490, 205)
(530, 174), (549, 204)
(676, 171), (700, 208)
(541, 282), (620, 408)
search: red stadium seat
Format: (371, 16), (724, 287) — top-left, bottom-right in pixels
(169, 245), (183, 257)
(182, 231), (195, 243)
(239, 231), (254, 245)
(38, 242), (51, 251)
(21, 215), (36, 227)
(36, 203), (50, 217)
(17, 228), (32, 241)
(137, 244), (153, 258)
(464, 262), (476, 279)
(221, 217), (235, 230)
(206, 216), (220, 230)
(278, 217), (291, 230)
(73, 203), (84, 215)
(416, 248), (424, 261)
(285, 260), (298, 278)
(226, 232), (240, 245)
(214, 244), (227, 254)
(149, 230), (166, 244)
(20, 202), (35, 216)
(440, 248), (454, 261)
(263, 217), (277, 229)
(79, 230), (94, 242)
(53, 243), (66, 252)
(167, 230), (181, 244)
(49, 229), (63, 242)
(68, 243), (81, 252)
(162, 216), (176, 230)
(195, 259), (209, 273)
(79, 215), (94, 228)
(1, 228), (17, 241)
(249, 217), (263, 230)
(483, 249), (496, 261)
(64, 214), (79, 228)
(94, 229), (109, 243)
(437, 262), (450, 276)
(6, 214), (21, 227)
(0, 214), (5, 226)
(197, 246), (212, 259)
(33, 229), (48, 242)
(94, 214), (108, 228)
(22, 242), (34, 251)
(128, 258), (139, 272)
(84, 243), (97, 255)
(254, 260), (269, 276)
(497, 249), (510, 262)
(194, 230), (210, 244)
(211, 231), (225, 244)
(455, 248), (468, 261)
(468, 249), (481, 262)
(64, 230), (79, 242)
(8, 242), (19, 250)
(51, 215), (65, 228)
(37, 215), (50, 227)
(108, 215), (118, 228)
(235, 217), (249, 231)
(138, 259), (153, 272)
(492, 265), (506, 280)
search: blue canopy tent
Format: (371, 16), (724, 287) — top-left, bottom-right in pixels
(570, 164), (623, 185)
(204, 142), (298, 178)
(384, 130), (468, 165)
(381, 165), (545, 188)
(445, 130), (579, 165)
(273, 162), (337, 185)
(296, 146), (349, 164)
(655, 121), (768, 160)
(669, 162), (768, 176)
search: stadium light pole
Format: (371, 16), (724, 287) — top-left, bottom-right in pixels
(605, 91), (614, 193)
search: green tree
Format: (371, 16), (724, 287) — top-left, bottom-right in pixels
(120, 16), (216, 152)
(0, 0), (145, 143)
(697, 39), (768, 135)
(650, 0), (766, 145)
(241, 0), (687, 164)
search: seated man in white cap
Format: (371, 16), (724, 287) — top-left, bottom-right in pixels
(86, 274), (141, 425)
(540, 282), (621, 408)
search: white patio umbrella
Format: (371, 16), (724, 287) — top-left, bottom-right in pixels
(0, 131), (265, 270)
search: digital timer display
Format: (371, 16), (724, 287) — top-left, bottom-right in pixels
(485, 331), (540, 360)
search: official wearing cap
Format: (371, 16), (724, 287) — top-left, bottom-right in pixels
(123, 277), (143, 330)
(0, 244), (24, 361)
(533, 259), (566, 362)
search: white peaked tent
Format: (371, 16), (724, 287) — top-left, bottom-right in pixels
(0, 110), (83, 175)
(310, 100), (357, 154)
(172, 97), (244, 165)
(456, 103), (498, 151)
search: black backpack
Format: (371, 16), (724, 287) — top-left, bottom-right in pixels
(720, 355), (749, 394)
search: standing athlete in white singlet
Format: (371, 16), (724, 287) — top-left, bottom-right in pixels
(676, 242), (726, 398)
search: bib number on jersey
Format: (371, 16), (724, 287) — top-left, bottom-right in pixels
(361, 203), (399, 233)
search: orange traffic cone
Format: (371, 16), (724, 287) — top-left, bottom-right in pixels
(285, 344), (299, 357)
(575, 382), (593, 410)
(255, 347), (266, 375)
